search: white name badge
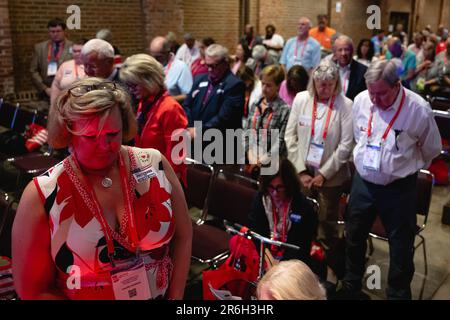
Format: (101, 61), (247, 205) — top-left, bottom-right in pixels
(199, 81), (209, 88)
(47, 61), (58, 76)
(306, 143), (324, 168)
(363, 144), (382, 172)
(111, 259), (152, 300)
(132, 165), (157, 184)
(298, 115), (311, 127)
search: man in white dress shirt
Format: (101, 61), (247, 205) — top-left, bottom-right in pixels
(175, 33), (200, 68)
(340, 59), (441, 300)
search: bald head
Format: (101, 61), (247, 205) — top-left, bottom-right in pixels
(297, 17), (311, 39)
(149, 36), (171, 65)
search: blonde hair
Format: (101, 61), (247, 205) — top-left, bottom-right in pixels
(307, 59), (342, 97)
(256, 260), (327, 300)
(120, 53), (166, 93)
(48, 77), (137, 148)
(260, 64), (285, 86)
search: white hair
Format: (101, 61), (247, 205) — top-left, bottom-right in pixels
(205, 44), (229, 62)
(332, 35), (354, 53)
(307, 59), (342, 97)
(364, 59), (401, 87)
(96, 29), (112, 42)
(81, 39), (114, 59)
(252, 45), (267, 60)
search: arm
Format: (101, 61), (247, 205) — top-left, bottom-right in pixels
(284, 95), (307, 174)
(12, 181), (66, 299)
(30, 44), (48, 94)
(417, 108), (443, 167)
(318, 100), (355, 181)
(161, 155), (192, 300)
(50, 65), (64, 108)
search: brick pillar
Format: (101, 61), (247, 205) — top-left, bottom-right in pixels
(0, 0), (15, 99)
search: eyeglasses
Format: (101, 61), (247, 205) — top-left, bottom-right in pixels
(206, 60), (225, 70)
(267, 184), (285, 193)
(68, 81), (117, 97)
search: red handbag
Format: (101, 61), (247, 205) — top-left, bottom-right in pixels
(202, 228), (260, 300)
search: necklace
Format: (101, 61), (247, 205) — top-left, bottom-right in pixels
(101, 177), (113, 188)
(315, 104), (328, 120)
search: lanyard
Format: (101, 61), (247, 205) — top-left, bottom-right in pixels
(271, 201), (291, 243)
(367, 88), (406, 141)
(342, 70), (350, 93)
(294, 38), (308, 59)
(311, 95), (335, 141)
(71, 151), (139, 265)
(252, 101), (274, 131)
(244, 94), (250, 118)
(165, 56), (174, 76)
(47, 41), (64, 62)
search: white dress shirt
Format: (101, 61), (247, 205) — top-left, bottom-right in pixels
(339, 64), (351, 95)
(352, 86), (442, 185)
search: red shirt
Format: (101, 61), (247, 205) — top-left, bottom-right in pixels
(436, 41), (447, 55)
(191, 58), (208, 78)
(135, 93), (188, 186)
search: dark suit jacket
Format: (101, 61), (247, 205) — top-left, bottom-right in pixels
(183, 70), (245, 131)
(30, 39), (73, 92)
(248, 191), (318, 265)
(346, 60), (368, 101)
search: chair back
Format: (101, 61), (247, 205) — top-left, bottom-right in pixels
(185, 158), (214, 217)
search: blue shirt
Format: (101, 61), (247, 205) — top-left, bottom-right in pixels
(164, 58), (193, 96)
(371, 35), (386, 56)
(280, 36), (321, 72)
(385, 50), (417, 80)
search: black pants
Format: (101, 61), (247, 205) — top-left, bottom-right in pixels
(343, 172), (417, 300)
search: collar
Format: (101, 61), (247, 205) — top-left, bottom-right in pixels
(339, 62), (351, 72)
(107, 68), (118, 81)
(379, 85), (404, 112)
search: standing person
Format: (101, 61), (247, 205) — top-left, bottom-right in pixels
(385, 37), (417, 89)
(30, 18), (73, 105)
(231, 42), (252, 74)
(120, 54), (188, 187)
(175, 33), (200, 68)
(354, 39), (377, 67)
(284, 59), (353, 245)
(340, 60), (441, 300)
(263, 24), (284, 62)
(371, 29), (387, 58)
(280, 17), (321, 73)
(12, 78), (192, 300)
(50, 38), (86, 107)
(309, 14), (336, 51)
(240, 24), (263, 50)
(190, 37), (215, 79)
(278, 65), (309, 107)
(150, 36), (193, 103)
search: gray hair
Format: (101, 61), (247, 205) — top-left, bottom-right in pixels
(307, 59), (342, 97)
(332, 35), (354, 53)
(364, 59), (401, 87)
(252, 45), (267, 60)
(96, 29), (112, 42)
(81, 39), (114, 59)
(205, 44), (229, 62)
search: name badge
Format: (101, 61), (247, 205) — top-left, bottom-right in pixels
(298, 115), (311, 127)
(132, 165), (157, 184)
(199, 81), (209, 88)
(111, 258), (152, 300)
(306, 143), (324, 168)
(363, 144), (382, 172)
(290, 213), (302, 223)
(47, 61), (58, 76)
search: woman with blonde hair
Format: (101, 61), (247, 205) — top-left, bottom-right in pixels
(284, 59), (353, 246)
(120, 54), (188, 186)
(12, 77), (192, 300)
(257, 259), (326, 300)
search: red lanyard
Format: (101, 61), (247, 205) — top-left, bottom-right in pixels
(342, 71), (350, 93)
(294, 38), (308, 59)
(165, 56), (174, 76)
(271, 201), (291, 243)
(71, 151), (139, 264)
(252, 102), (274, 131)
(367, 88), (406, 141)
(243, 94), (250, 117)
(47, 41), (64, 62)
(311, 95), (335, 141)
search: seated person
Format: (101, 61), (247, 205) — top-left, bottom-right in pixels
(248, 158), (323, 278)
(257, 259), (327, 300)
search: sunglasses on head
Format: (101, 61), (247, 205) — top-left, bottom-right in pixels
(68, 81), (117, 97)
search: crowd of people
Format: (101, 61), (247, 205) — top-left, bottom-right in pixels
(10, 15), (449, 300)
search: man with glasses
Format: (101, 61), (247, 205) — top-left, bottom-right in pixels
(183, 44), (245, 164)
(30, 18), (73, 106)
(149, 36), (193, 103)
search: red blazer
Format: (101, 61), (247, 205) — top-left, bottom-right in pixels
(135, 93), (188, 186)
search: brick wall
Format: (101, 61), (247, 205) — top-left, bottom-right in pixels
(0, 0), (14, 98)
(8, 0), (145, 94)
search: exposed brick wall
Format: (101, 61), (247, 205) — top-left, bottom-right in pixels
(8, 0), (145, 94)
(0, 0), (14, 98)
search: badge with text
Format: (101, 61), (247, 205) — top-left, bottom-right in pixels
(363, 144), (382, 172)
(47, 61), (58, 76)
(132, 165), (157, 184)
(306, 143), (325, 168)
(111, 258), (152, 300)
